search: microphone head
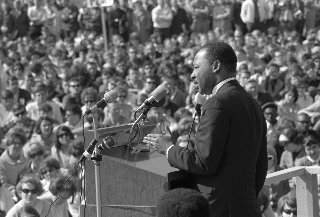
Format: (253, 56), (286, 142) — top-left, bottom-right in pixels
(104, 90), (118, 103)
(194, 92), (206, 105)
(151, 83), (169, 102)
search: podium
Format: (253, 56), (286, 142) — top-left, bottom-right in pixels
(80, 123), (178, 217)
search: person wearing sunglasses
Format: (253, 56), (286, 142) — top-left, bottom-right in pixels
(277, 191), (297, 217)
(51, 125), (74, 169)
(80, 87), (98, 115)
(6, 174), (54, 217)
(18, 142), (45, 181)
(39, 158), (61, 193)
(0, 128), (29, 202)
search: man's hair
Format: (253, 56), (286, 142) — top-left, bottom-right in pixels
(277, 190), (296, 215)
(156, 188), (210, 217)
(200, 41), (238, 73)
(66, 104), (82, 117)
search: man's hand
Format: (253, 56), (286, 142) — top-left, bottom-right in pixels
(143, 126), (173, 154)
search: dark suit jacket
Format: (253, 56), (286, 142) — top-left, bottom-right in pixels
(168, 80), (268, 217)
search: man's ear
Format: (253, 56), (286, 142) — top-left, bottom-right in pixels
(212, 60), (221, 73)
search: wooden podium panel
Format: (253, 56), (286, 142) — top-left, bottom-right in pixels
(81, 124), (177, 217)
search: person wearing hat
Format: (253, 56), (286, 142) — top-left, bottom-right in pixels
(278, 128), (306, 169)
(25, 83), (63, 123)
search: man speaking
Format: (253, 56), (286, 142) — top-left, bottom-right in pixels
(144, 41), (267, 217)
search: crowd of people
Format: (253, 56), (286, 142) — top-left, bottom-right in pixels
(0, 0), (319, 216)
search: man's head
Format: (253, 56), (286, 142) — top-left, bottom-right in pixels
(296, 113), (311, 134)
(238, 70), (251, 87)
(245, 79), (259, 98)
(13, 103), (27, 121)
(262, 102), (278, 125)
(34, 83), (48, 105)
(303, 133), (320, 161)
(65, 104), (82, 126)
(1, 89), (14, 110)
(191, 41), (237, 95)
(156, 188), (210, 217)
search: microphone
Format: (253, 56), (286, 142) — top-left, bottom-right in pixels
(194, 92), (206, 116)
(78, 136), (116, 164)
(85, 90), (118, 115)
(136, 83), (168, 111)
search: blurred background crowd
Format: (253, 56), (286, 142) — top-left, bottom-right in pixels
(0, 0), (319, 216)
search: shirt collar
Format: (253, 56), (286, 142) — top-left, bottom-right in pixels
(307, 155), (320, 164)
(208, 77), (236, 99)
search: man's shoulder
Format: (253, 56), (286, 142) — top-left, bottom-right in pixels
(295, 156), (308, 166)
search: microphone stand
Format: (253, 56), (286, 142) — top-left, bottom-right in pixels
(89, 113), (102, 217)
(127, 106), (150, 149)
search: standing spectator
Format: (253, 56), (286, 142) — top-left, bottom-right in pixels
(60, 0), (79, 39)
(170, 0), (190, 36)
(151, 0), (173, 41)
(27, 0), (49, 40)
(132, 0), (152, 43)
(13, 0), (30, 38)
(108, 0), (129, 41)
(230, 0), (247, 33)
(240, 0), (269, 32)
(25, 83), (63, 123)
(0, 2), (16, 39)
(213, 0), (232, 35)
(189, 0), (210, 33)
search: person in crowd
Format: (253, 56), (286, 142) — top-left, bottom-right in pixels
(265, 146), (290, 210)
(80, 87), (98, 115)
(156, 188), (210, 217)
(144, 41), (267, 216)
(38, 103), (59, 127)
(277, 190), (297, 217)
(295, 112), (316, 136)
(261, 63), (285, 101)
(108, 0), (129, 42)
(137, 76), (157, 107)
(257, 186), (275, 217)
(30, 116), (56, 155)
(16, 205), (40, 217)
(0, 186), (14, 216)
(63, 104), (83, 133)
(0, 128), (29, 201)
(295, 133), (320, 166)
(39, 158), (61, 192)
(245, 79), (273, 106)
(19, 141), (46, 180)
(277, 86), (300, 123)
(0, 89), (16, 128)
(170, 0), (190, 36)
(38, 175), (78, 217)
(189, 0), (210, 34)
(278, 127), (306, 169)
(115, 86), (133, 122)
(25, 83), (63, 123)
(62, 77), (83, 109)
(103, 102), (129, 127)
(132, 0), (152, 43)
(6, 174), (53, 217)
(7, 75), (31, 106)
(11, 103), (36, 140)
(51, 125), (74, 169)
(240, 0), (269, 32)
(151, 0), (173, 41)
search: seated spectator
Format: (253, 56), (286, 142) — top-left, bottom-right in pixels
(51, 126), (74, 169)
(0, 186), (14, 216)
(0, 128), (29, 201)
(26, 83), (63, 123)
(30, 117), (56, 155)
(262, 103), (280, 149)
(245, 79), (273, 107)
(277, 86), (300, 122)
(260, 63), (284, 101)
(266, 146), (290, 210)
(277, 191), (297, 217)
(38, 175), (78, 217)
(156, 188), (210, 217)
(6, 174), (53, 217)
(295, 133), (320, 166)
(279, 128), (306, 169)
(19, 141), (46, 181)
(38, 103), (60, 127)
